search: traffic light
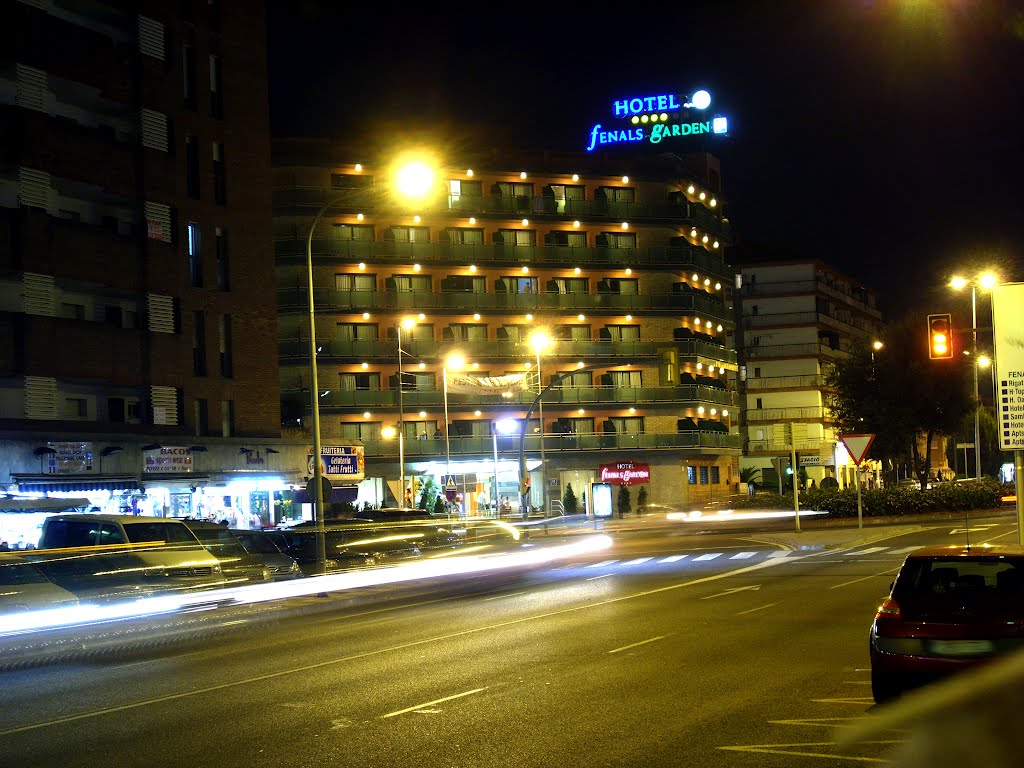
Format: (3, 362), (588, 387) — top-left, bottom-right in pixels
(520, 476), (531, 495)
(928, 313), (953, 359)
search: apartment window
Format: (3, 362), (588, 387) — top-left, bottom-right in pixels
(194, 398), (208, 437)
(340, 421), (381, 441)
(699, 466), (709, 484)
(108, 396), (140, 424)
(335, 273), (376, 292)
(550, 277), (589, 294)
(185, 135), (200, 198)
(389, 226), (429, 243)
(498, 228), (536, 247)
(448, 324), (487, 341)
(448, 179), (483, 199)
(605, 325), (640, 342)
(215, 227), (229, 290)
(751, 305), (759, 316)
(63, 397), (88, 419)
(219, 314), (232, 377)
(445, 227), (484, 245)
(756, 397), (763, 409)
(335, 323), (378, 341)
(606, 416), (643, 434)
(212, 142), (226, 204)
(555, 324), (591, 341)
(711, 466), (721, 484)
(193, 311), (207, 376)
(221, 399), (234, 437)
(332, 223), (374, 241)
(754, 367), (761, 378)
(188, 222), (203, 286)
(391, 274), (432, 292)
(607, 370), (642, 387)
(104, 305), (124, 327)
(687, 466), (697, 484)
(209, 55), (223, 118)
(182, 44), (197, 109)
(339, 373), (380, 391)
(60, 302), (86, 320)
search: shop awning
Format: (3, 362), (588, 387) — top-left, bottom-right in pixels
(12, 476), (142, 494)
(0, 497), (92, 513)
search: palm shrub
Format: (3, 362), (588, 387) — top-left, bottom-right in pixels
(563, 484), (579, 516)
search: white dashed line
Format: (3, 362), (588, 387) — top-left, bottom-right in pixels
(730, 551), (757, 560)
(623, 557), (654, 565)
(693, 553), (723, 561)
(845, 547), (888, 556)
(659, 555), (688, 563)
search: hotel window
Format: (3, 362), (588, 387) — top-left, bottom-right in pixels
(209, 54), (223, 118)
(699, 466), (709, 484)
(560, 371), (593, 389)
(445, 227), (484, 245)
(404, 421), (436, 440)
(687, 466), (697, 484)
(408, 372), (436, 391)
(390, 274), (432, 292)
(212, 142), (226, 204)
(333, 223), (374, 240)
(549, 277), (589, 294)
(219, 314), (232, 378)
(215, 227), (229, 290)
(221, 399), (234, 437)
(63, 397), (88, 420)
(339, 373), (380, 391)
(496, 276), (537, 294)
(565, 418), (595, 434)
(498, 325), (523, 342)
(182, 44), (197, 109)
(447, 324), (487, 341)
(389, 226), (429, 243)
(607, 370), (642, 387)
(188, 222), (202, 286)
(547, 230), (588, 247)
(194, 398), (208, 436)
(605, 325), (640, 341)
(448, 179), (483, 200)
(549, 184), (585, 214)
(711, 466), (721, 483)
(554, 324), (591, 341)
(335, 322), (378, 341)
(335, 273), (376, 292)
(193, 311), (207, 376)
(185, 135), (200, 198)
(606, 416), (643, 434)
(494, 181), (534, 211)
(600, 231), (637, 249)
(340, 421), (381, 441)
(498, 228), (536, 247)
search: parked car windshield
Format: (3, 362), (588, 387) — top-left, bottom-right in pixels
(124, 523), (198, 545)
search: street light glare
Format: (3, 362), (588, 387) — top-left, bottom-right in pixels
(446, 353), (466, 371)
(395, 161), (435, 199)
(872, 340), (884, 351)
(529, 330), (551, 352)
(978, 355), (992, 368)
(980, 273), (998, 290)
(949, 275), (968, 290)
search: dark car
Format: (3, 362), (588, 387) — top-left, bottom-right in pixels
(869, 544), (1024, 703)
(254, 529), (377, 576)
(230, 530), (302, 580)
(179, 521), (270, 585)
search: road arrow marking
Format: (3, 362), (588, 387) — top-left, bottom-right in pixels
(701, 585), (761, 600)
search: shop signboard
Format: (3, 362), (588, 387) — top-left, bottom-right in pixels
(308, 445), (365, 482)
(45, 441), (94, 474)
(143, 446), (193, 474)
(591, 482), (614, 518)
(992, 283), (1024, 451)
(599, 461), (650, 486)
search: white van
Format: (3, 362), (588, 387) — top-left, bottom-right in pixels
(33, 514), (224, 600)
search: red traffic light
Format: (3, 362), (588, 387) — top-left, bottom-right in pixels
(927, 313), (953, 359)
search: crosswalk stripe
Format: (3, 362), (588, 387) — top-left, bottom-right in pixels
(766, 551), (793, 558)
(623, 557), (654, 565)
(891, 546), (922, 554)
(730, 551), (757, 559)
(587, 559), (619, 568)
(659, 555), (688, 563)
(693, 553), (722, 561)
(846, 547), (888, 556)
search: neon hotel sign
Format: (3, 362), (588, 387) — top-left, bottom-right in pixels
(585, 89), (728, 152)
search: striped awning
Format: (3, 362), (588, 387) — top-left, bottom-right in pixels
(13, 477), (142, 494)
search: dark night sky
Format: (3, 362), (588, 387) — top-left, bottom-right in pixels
(267, 1), (1024, 320)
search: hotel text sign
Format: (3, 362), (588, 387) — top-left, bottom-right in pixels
(586, 89), (728, 152)
(992, 283), (1024, 450)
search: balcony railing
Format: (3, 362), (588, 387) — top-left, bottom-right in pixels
(741, 343), (850, 360)
(745, 407), (829, 422)
(741, 310), (875, 335)
(276, 238), (734, 281)
(279, 337), (738, 367)
(744, 375), (823, 390)
(302, 384), (739, 410)
(361, 430), (742, 458)
(278, 288), (732, 324)
(737, 279), (881, 319)
(746, 439), (825, 453)
(274, 188), (733, 242)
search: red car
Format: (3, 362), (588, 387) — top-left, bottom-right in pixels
(869, 544), (1024, 703)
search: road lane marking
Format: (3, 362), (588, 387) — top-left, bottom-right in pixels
(608, 635), (669, 654)
(767, 551), (792, 558)
(381, 687), (488, 719)
(845, 547), (888, 556)
(701, 585), (760, 600)
(730, 551), (757, 559)
(586, 559), (618, 568)
(482, 591), (527, 601)
(659, 555), (687, 563)
(719, 740), (899, 761)
(693, 553), (723, 561)
(585, 574), (613, 581)
(735, 602), (778, 616)
(622, 557), (654, 565)
(829, 566), (900, 590)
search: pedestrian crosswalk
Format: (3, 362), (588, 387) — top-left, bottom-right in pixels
(570, 544), (924, 570)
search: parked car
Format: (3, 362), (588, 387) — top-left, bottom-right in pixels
(179, 521), (271, 584)
(230, 530), (302, 580)
(34, 514), (224, 599)
(0, 553), (79, 613)
(869, 544), (1024, 703)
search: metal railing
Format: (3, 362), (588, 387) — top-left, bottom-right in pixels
(744, 407), (829, 422)
(744, 375), (823, 390)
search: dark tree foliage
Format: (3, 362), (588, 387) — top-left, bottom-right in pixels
(563, 483), (579, 516)
(617, 486), (632, 518)
(824, 312), (974, 489)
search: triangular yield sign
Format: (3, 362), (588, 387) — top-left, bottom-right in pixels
(839, 433), (875, 465)
(444, 475), (457, 490)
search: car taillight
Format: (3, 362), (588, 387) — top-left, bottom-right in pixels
(876, 596), (900, 617)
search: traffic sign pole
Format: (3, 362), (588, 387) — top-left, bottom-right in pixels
(840, 433), (875, 529)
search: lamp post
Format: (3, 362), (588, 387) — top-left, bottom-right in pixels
(396, 316), (416, 505)
(442, 352), (465, 507)
(528, 330), (551, 515)
(951, 272), (997, 480)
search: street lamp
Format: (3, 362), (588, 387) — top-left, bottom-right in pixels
(528, 330), (551, 515)
(396, 316), (416, 505)
(950, 272), (998, 480)
(442, 352), (466, 497)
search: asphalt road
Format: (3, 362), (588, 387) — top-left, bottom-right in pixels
(0, 513), (1017, 768)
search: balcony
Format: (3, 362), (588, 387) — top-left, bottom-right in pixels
(273, 188), (734, 242)
(361, 430), (743, 458)
(746, 439), (825, 453)
(744, 375), (823, 391)
(741, 310), (876, 335)
(277, 288), (733, 325)
(304, 384), (739, 410)
(741, 342), (850, 360)
(738, 279), (881, 319)
(745, 407), (829, 423)
(279, 336), (737, 367)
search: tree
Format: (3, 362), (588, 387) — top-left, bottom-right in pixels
(563, 483), (579, 516)
(825, 312), (973, 489)
(432, 495), (446, 517)
(617, 486), (632, 518)
(637, 485), (648, 516)
(417, 476), (438, 511)
(739, 466), (761, 488)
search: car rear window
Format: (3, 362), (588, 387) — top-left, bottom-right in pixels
(123, 522), (197, 544)
(895, 556), (1024, 601)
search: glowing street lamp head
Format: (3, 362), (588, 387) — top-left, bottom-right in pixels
(495, 418), (518, 435)
(949, 276), (968, 290)
(872, 340), (884, 351)
(528, 330), (551, 353)
(980, 272), (998, 290)
(395, 161), (435, 200)
(400, 316), (416, 331)
(445, 353), (466, 371)
(978, 355), (992, 369)
(381, 426), (397, 439)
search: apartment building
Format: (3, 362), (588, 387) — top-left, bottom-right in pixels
(274, 140), (741, 513)
(0, 0), (299, 543)
(734, 260), (884, 488)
